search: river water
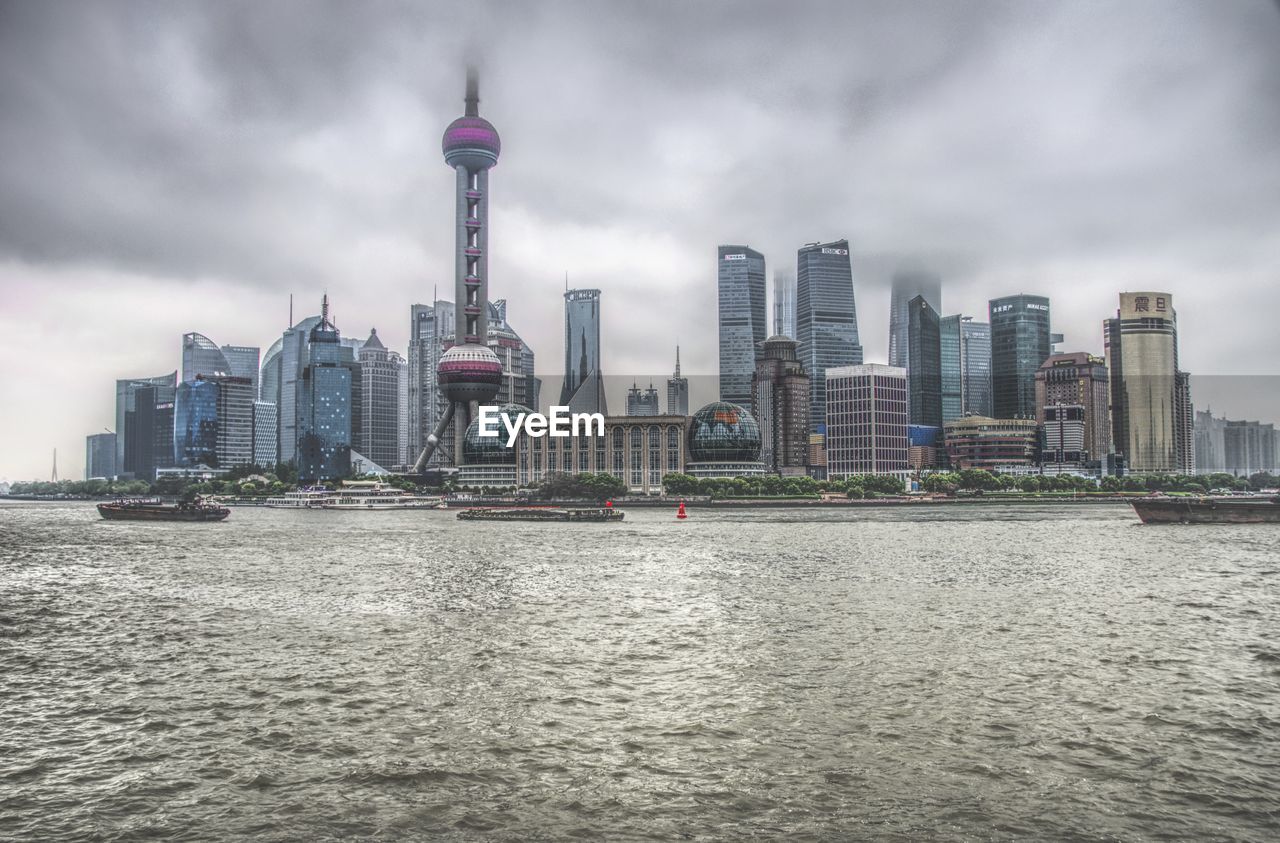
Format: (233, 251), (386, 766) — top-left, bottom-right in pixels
(1, 501), (1278, 840)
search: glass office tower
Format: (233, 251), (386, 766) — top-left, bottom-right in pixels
(888, 271), (942, 370)
(717, 246), (768, 407)
(960, 318), (992, 417)
(989, 294), (1051, 419)
(907, 296), (943, 428)
(561, 288), (607, 414)
(796, 240), (863, 430)
(939, 315), (963, 423)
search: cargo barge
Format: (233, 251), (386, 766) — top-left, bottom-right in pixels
(456, 507), (624, 523)
(97, 498), (231, 522)
(1129, 496), (1280, 525)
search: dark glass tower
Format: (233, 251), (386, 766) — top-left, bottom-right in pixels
(939, 315), (963, 423)
(888, 271), (941, 370)
(561, 288), (607, 414)
(960, 318), (993, 417)
(796, 240), (862, 430)
(989, 294), (1051, 419)
(717, 245), (767, 407)
(907, 295), (942, 428)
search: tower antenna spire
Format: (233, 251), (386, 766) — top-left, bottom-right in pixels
(465, 66), (479, 117)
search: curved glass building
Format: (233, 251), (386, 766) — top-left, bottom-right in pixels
(686, 401), (766, 477)
(182, 332), (231, 383)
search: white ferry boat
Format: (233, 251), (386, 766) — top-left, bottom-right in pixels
(318, 481), (442, 511)
(263, 487), (338, 508)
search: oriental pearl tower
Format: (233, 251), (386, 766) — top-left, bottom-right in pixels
(413, 68), (504, 472)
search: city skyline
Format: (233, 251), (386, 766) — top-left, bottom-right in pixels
(3, 1), (1280, 480)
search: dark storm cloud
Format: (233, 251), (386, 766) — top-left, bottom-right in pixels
(2, 0), (1280, 479)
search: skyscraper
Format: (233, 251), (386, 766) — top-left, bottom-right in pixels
(407, 300), (453, 466)
(1034, 352), (1110, 464)
(359, 328), (405, 470)
(989, 294), (1051, 419)
(214, 376), (254, 468)
(253, 401), (278, 467)
(888, 271), (941, 370)
(85, 432), (116, 480)
(753, 335), (810, 475)
(1105, 292), (1191, 474)
(939, 315), (964, 423)
(666, 346), (689, 416)
(560, 288), (607, 415)
(825, 364), (908, 478)
(298, 297), (359, 481)
(717, 245), (768, 406)
(959, 318), (993, 417)
(796, 240), (862, 430)
(907, 295), (942, 428)
(412, 68), (507, 472)
(626, 382), (660, 416)
(773, 269), (795, 338)
(114, 372), (176, 481)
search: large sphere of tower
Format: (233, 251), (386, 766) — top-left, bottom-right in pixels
(442, 116), (501, 170)
(437, 344), (503, 404)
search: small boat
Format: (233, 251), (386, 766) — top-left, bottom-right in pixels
(97, 498), (230, 522)
(1129, 495), (1280, 524)
(456, 507), (625, 523)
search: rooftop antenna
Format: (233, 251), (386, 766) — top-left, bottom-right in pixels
(565, 271), (569, 292)
(51, 448), (57, 482)
(464, 66), (479, 117)
(289, 293), (293, 327)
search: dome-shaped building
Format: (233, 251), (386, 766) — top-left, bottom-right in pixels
(685, 401), (767, 478)
(458, 403), (530, 488)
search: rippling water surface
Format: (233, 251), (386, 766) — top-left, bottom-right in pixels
(2, 501), (1279, 840)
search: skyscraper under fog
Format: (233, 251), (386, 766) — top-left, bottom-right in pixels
(796, 240), (862, 430)
(907, 296), (942, 428)
(717, 246), (768, 406)
(888, 271), (941, 370)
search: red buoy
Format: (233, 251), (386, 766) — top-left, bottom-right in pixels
(676, 500), (687, 519)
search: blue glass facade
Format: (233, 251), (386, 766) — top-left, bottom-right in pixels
(990, 295), (1051, 420)
(297, 318), (358, 482)
(796, 240), (862, 430)
(717, 245), (768, 406)
(174, 378), (219, 466)
(907, 296), (942, 428)
(939, 315), (963, 423)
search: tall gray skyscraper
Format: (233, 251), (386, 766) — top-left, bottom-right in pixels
(773, 269), (795, 338)
(407, 300), (453, 466)
(359, 328), (405, 470)
(960, 318), (993, 417)
(560, 288), (607, 414)
(939, 315), (964, 423)
(85, 432), (116, 480)
(666, 346), (689, 416)
(990, 294), (1051, 419)
(717, 245), (767, 406)
(907, 295), (942, 428)
(796, 239), (862, 430)
(888, 271), (942, 370)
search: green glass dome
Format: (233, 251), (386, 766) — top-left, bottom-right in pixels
(687, 402), (761, 463)
(461, 404), (532, 465)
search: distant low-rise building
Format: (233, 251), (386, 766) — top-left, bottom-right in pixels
(512, 414), (690, 495)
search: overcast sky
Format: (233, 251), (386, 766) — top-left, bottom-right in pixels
(2, 0), (1279, 481)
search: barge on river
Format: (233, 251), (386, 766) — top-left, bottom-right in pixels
(97, 498), (230, 522)
(456, 507), (625, 523)
(1130, 496), (1280, 524)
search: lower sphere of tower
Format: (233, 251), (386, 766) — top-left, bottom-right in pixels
(438, 343), (503, 404)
